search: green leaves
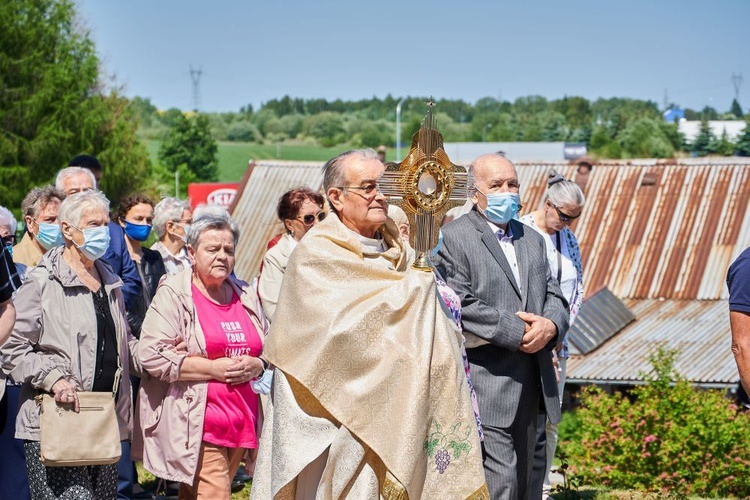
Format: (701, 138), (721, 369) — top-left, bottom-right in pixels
(158, 113), (218, 182)
(559, 348), (750, 497)
(0, 0), (149, 209)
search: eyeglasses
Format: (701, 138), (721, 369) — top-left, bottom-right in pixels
(337, 183), (383, 197)
(297, 211), (326, 226)
(551, 204), (580, 222)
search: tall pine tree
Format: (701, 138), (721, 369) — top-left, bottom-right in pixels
(691, 119), (715, 156)
(0, 0), (149, 210)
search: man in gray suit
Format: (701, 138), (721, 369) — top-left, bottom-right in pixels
(434, 154), (569, 499)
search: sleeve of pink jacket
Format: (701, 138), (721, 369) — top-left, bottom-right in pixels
(138, 283), (190, 384)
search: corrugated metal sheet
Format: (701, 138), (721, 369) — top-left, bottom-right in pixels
(566, 299), (737, 387)
(515, 159), (750, 300)
(568, 287), (635, 355)
(230, 160), (324, 281)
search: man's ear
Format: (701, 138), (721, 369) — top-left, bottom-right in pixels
(327, 188), (344, 213)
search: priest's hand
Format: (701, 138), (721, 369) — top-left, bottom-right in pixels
(516, 312), (557, 354)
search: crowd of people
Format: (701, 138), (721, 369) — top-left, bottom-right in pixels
(0, 149), (595, 499)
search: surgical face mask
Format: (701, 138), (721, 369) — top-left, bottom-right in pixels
(36, 222), (63, 250)
(73, 225), (111, 261)
(175, 222), (190, 245)
(476, 189), (521, 225)
(431, 229), (444, 257)
(122, 220), (152, 242)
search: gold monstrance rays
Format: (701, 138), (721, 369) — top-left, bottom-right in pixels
(380, 100), (468, 270)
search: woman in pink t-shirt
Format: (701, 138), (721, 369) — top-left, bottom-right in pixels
(138, 206), (270, 499)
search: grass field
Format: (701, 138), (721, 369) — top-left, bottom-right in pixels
(146, 140), (356, 183)
(145, 140), (405, 183)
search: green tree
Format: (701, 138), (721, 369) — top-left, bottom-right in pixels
(303, 112), (346, 147)
(130, 96), (158, 127)
(0, 0), (150, 209)
(730, 98), (744, 118)
(735, 117), (750, 156)
(158, 114), (218, 181)
(691, 119), (715, 156)
(712, 129), (735, 156)
(617, 117), (675, 158)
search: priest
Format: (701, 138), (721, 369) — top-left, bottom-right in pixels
(251, 148), (488, 499)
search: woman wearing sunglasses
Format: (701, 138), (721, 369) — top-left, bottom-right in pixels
(258, 187), (325, 321)
(519, 171), (585, 500)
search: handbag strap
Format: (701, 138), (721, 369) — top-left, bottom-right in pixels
(555, 231), (563, 284)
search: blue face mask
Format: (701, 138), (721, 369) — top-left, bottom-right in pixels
(74, 225), (111, 261)
(431, 229), (444, 257)
(477, 190), (521, 225)
(36, 222), (63, 250)
(122, 220), (152, 242)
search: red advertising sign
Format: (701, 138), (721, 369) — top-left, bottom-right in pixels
(187, 183), (239, 210)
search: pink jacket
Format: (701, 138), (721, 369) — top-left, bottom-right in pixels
(134, 269), (268, 484)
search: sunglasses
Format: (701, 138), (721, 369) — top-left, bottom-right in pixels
(551, 203), (580, 222)
(297, 211), (326, 226)
(1, 235), (14, 247)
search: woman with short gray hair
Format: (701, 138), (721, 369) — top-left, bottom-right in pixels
(520, 171), (585, 499)
(150, 197), (193, 274)
(3, 191), (140, 499)
(13, 185), (65, 270)
(138, 206), (268, 498)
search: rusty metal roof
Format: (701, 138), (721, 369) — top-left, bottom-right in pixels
(230, 160), (324, 281)
(566, 298), (737, 388)
(515, 158), (750, 300)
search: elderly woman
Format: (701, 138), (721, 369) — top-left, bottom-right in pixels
(117, 194), (166, 338)
(137, 206), (269, 499)
(258, 187), (325, 320)
(150, 197), (193, 274)
(13, 186), (65, 273)
(520, 171), (585, 500)
(2, 191), (139, 499)
(0, 206), (17, 255)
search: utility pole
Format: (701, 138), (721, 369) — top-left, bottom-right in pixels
(396, 97), (406, 160)
(190, 65), (202, 112)
(731, 73), (743, 101)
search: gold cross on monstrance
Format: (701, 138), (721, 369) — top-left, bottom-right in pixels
(380, 102), (467, 270)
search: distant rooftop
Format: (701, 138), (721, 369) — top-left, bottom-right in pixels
(443, 142), (586, 164)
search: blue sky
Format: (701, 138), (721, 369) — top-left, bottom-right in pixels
(77, 0), (750, 114)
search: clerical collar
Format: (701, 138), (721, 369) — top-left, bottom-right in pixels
(350, 228), (387, 253)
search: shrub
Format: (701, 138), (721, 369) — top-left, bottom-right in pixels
(559, 348), (750, 497)
(226, 121), (261, 142)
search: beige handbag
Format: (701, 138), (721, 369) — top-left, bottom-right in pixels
(38, 390), (121, 467)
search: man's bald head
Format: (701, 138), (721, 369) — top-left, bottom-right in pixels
(469, 154), (519, 202)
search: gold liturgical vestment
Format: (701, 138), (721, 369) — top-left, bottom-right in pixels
(251, 213), (488, 499)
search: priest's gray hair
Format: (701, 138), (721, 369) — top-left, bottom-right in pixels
(322, 148), (380, 208)
(544, 170), (586, 208)
(187, 205), (240, 248)
(153, 197), (191, 239)
(58, 191), (110, 230)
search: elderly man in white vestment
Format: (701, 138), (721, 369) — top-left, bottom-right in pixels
(251, 149), (488, 499)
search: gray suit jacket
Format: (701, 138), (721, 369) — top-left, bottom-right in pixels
(434, 208), (570, 427)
